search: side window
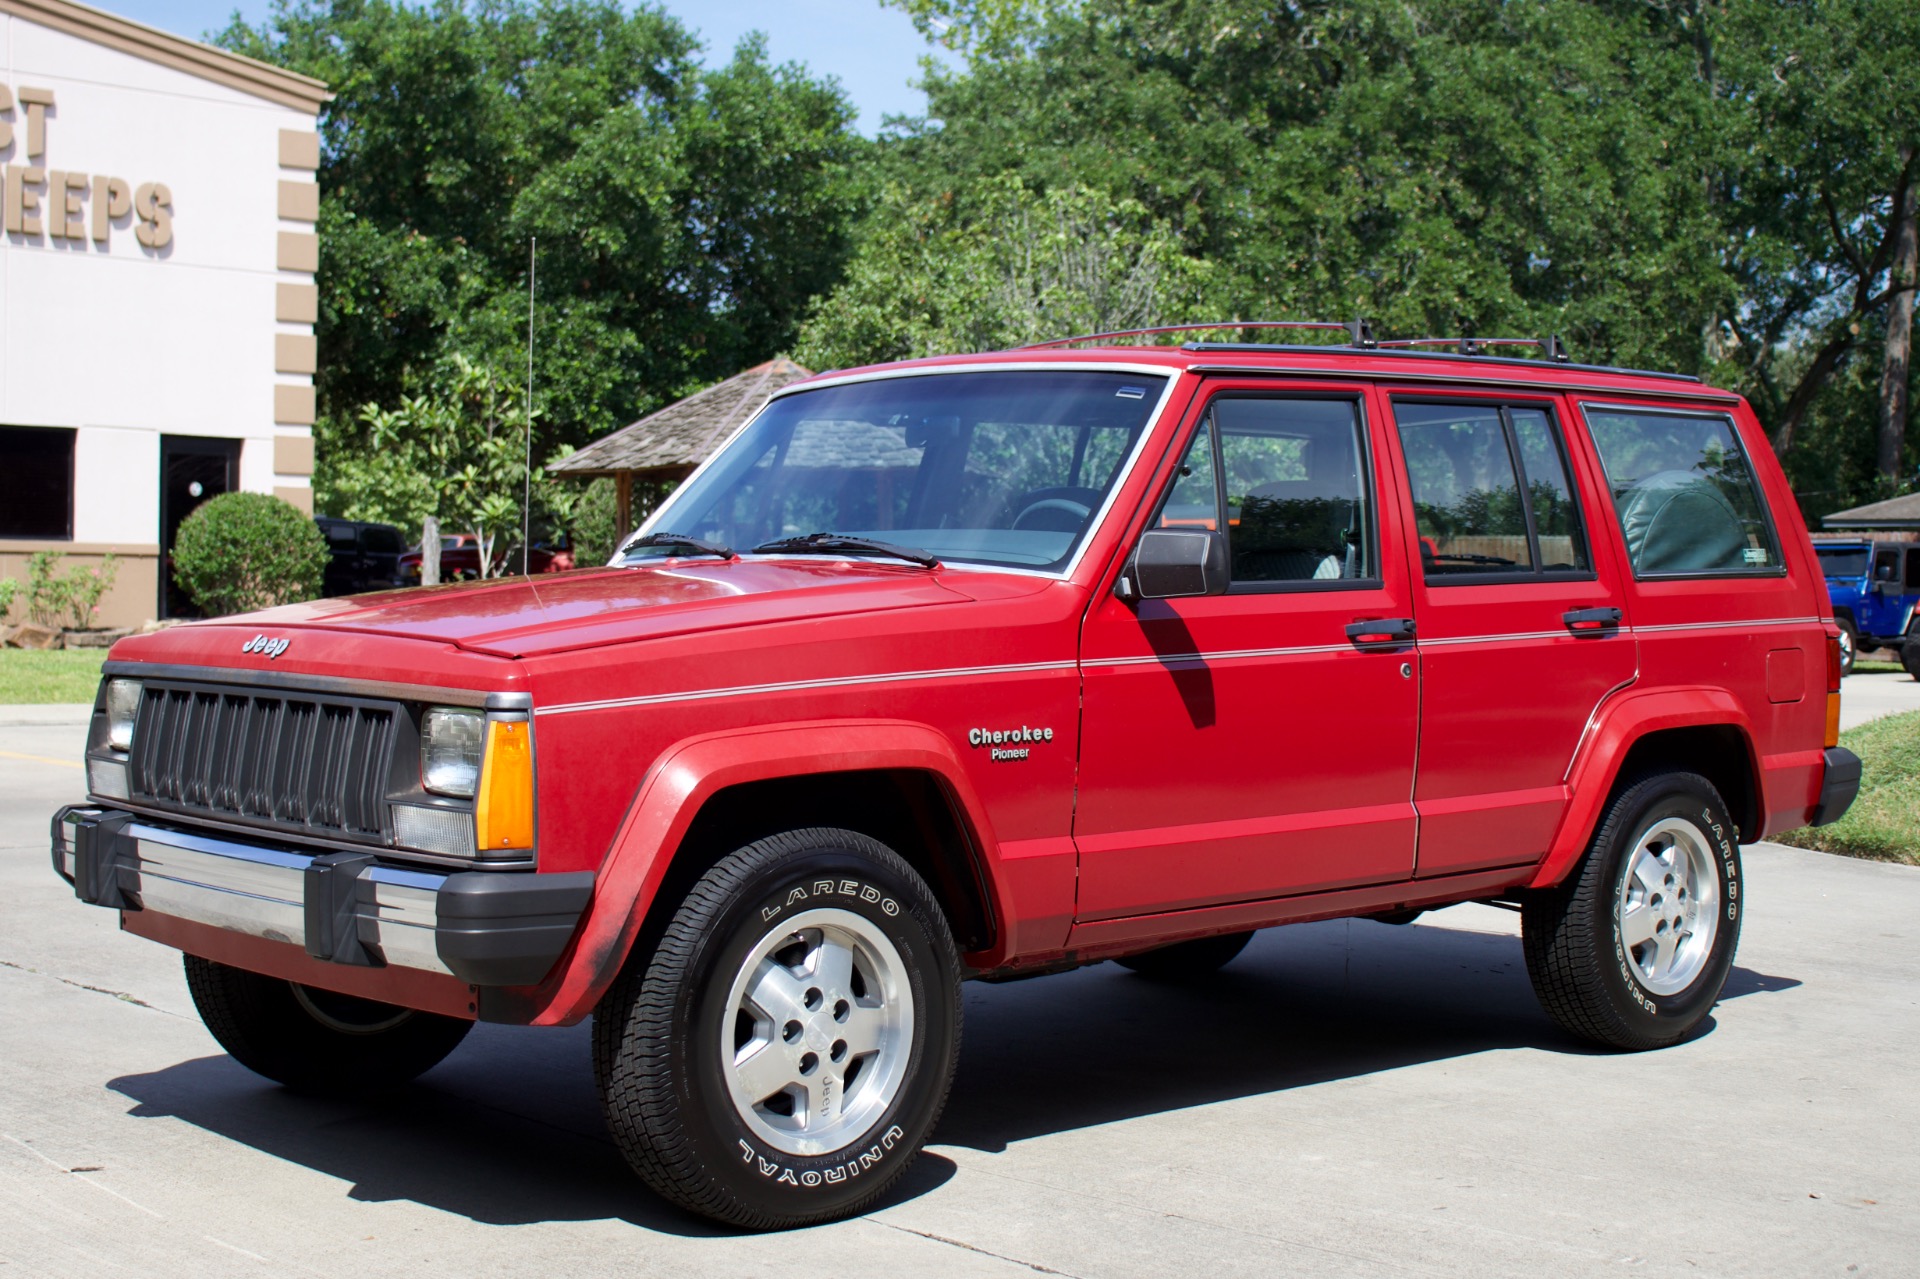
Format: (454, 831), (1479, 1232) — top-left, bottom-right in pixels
(1393, 402), (1591, 580)
(1907, 549), (1920, 592)
(1583, 407), (1782, 577)
(1155, 396), (1375, 586)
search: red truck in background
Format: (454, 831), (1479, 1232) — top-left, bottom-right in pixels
(55, 324), (1858, 1229)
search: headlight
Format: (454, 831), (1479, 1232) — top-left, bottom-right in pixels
(421, 707), (484, 797)
(105, 678), (142, 751)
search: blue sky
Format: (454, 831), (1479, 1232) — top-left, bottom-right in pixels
(104, 0), (953, 133)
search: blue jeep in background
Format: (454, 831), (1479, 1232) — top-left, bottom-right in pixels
(1816, 540), (1920, 677)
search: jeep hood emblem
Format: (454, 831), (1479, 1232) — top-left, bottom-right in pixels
(241, 634), (291, 660)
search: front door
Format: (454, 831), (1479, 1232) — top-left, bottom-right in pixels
(159, 436), (241, 618)
(1074, 381), (1421, 923)
(1381, 392), (1637, 877)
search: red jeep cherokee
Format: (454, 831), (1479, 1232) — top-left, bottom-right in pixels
(54, 325), (1860, 1229)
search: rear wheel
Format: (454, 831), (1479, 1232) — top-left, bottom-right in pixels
(1115, 930), (1254, 980)
(593, 828), (961, 1230)
(1521, 772), (1741, 1050)
(1837, 617), (1858, 675)
(182, 955), (470, 1092)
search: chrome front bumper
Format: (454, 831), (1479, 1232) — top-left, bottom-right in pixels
(53, 806), (593, 986)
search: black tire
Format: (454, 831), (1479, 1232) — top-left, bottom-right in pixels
(592, 828), (962, 1230)
(1837, 617), (1858, 676)
(1902, 637), (1920, 682)
(1115, 930), (1254, 979)
(182, 955), (471, 1092)
(1521, 772), (1742, 1051)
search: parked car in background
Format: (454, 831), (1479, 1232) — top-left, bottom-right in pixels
(314, 517), (409, 596)
(397, 533), (567, 582)
(1814, 540), (1920, 675)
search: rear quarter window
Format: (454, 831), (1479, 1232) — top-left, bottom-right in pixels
(1581, 406), (1782, 578)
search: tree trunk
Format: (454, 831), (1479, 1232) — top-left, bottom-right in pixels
(422, 516), (440, 587)
(1878, 147), (1918, 484)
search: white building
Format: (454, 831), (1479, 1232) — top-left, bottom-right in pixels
(0, 0), (327, 626)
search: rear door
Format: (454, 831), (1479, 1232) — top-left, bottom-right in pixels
(1380, 390), (1637, 877)
(1075, 378), (1421, 921)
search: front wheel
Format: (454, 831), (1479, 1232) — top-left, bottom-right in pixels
(593, 828), (961, 1229)
(1902, 635), (1920, 681)
(182, 956), (471, 1093)
(1521, 772), (1742, 1050)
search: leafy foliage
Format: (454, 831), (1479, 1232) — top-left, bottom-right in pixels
(346, 356), (542, 577)
(797, 178), (1215, 368)
(171, 493), (329, 618)
(218, 0), (867, 533)
(19, 551), (116, 630)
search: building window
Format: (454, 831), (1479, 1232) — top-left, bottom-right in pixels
(0, 426), (75, 540)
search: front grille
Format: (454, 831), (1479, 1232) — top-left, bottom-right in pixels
(127, 684), (399, 840)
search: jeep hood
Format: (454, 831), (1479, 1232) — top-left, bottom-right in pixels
(172, 561), (983, 659)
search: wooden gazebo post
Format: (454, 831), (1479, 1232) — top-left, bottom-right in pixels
(615, 472), (633, 541)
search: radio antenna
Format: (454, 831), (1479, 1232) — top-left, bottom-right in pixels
(522, 237), (536, 576)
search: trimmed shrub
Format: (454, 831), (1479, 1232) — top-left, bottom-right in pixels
(171, 492), (328, 617)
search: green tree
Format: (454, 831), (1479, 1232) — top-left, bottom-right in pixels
(797, 178), (1215, 366)
(220, 0), (867, 511)
(349, 356), (538, 577)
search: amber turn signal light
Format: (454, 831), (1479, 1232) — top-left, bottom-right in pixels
(475, 719), (535, 851)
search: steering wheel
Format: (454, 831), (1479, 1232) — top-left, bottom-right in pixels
(1010, 486), (1100, 532)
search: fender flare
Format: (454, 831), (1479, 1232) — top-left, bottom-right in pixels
(1528, 687), (1757, 890)
(521, 718), (1002, 1026)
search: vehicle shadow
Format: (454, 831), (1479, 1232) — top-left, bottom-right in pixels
(106, 913), (1798, 1230)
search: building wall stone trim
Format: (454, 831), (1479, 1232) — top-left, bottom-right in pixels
(273, 434), (315, 477)
(274, 334), (317, 375)
(276, 230), (318, 272)
(275, 282), (318, 323)
(276, 179), (319, 221)
(273, 485), (314, 515)
(277, 128), (321, 170)
(273, 384), (316, 426)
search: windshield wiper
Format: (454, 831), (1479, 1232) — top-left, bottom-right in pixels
(751, 533), (940, 568)
(618, 532), (735, 560)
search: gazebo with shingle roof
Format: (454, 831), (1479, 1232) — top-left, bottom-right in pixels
(551, 357), (812, 533)
(1822, 492), (1920, 532)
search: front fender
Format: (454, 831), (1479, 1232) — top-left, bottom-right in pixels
(513, 719), (1004, 1026)
(1528, 687), (1756, 890)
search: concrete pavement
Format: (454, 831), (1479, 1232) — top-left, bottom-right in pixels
(3, 714), (1917, 1276)
(1838, 668), (1920, 731)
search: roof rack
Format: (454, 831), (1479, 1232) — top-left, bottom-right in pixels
(1021, 319), (1575, 364)
(1375, 334), (1572, 363)
(1020, 320), (1377, 350)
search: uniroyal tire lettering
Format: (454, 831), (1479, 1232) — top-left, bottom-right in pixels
(737, 1125), (906, 1189)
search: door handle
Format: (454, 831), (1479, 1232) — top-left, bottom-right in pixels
(1562, 606), (1623, 632)
(1345, 617), (1416, 644)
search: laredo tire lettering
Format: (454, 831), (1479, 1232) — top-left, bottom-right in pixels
(595, 828), (961, 1230)
(764, 876), (902, 922)
(1521, 771), (1743, 1052)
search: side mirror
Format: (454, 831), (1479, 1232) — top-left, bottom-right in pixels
(1125, 528), (1229, 601)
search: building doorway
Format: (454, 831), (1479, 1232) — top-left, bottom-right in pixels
(160, 436), (242, 618)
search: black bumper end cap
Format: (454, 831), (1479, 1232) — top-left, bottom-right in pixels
(1808, 746), (1863, 827)
(435, 870), (594, 987)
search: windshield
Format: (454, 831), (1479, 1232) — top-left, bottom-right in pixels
(1816, 546), (1870, 580)
(631, 370), (1169, 572)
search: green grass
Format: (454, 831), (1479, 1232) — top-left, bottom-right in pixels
(1853, 658), (1906, 675)
(1777, 709), (1920, 865)
(0, 650), (105, 704)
